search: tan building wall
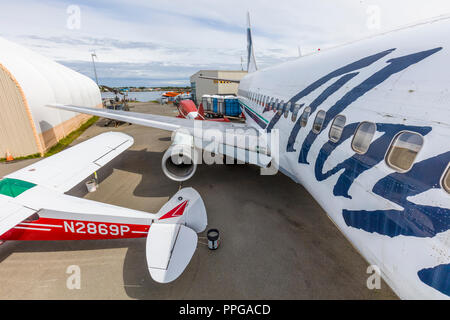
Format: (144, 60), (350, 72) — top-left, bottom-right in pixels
(190, 70), (247, 104)
(217, 71), (247, 95)
(38, 112), (94, 153)
(0, 64), (41, 157)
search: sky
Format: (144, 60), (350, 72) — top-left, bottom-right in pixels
(1, 0), (450, 87)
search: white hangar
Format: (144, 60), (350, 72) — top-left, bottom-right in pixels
(0, 37), (101, 158)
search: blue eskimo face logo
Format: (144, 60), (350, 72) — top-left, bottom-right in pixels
(267, 47), (450, 296)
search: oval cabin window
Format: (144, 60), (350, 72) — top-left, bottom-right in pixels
(442, 165), (450, 193)
(284, 102), (291, 118)
(329, 115), (346, 143)
(292, 103), (301, 122)
(352, 122), (376, 154)
(268, 97), (274, 110)
(300, 106), (311, 127)
(312, 110), (326, 134)
(386, 131), (424, 172)
(277, 101), (284, 116)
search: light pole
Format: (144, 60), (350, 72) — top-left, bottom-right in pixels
(91, 52), (99, 86)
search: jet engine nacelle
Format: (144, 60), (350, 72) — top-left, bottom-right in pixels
(161, 131), (198, 182)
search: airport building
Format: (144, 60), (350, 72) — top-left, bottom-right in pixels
(0, 37), (101, 158)
(190, 70), (247, 105)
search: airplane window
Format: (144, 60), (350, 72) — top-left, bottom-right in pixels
(284, 102), (291, 118)
(300, 106), (311, 127)
(352, 122), (376, 154)
(442, 165), (450, 193)
(277, 101), (285, 116)
(291, 103), (301, 122)
(385, 131), (424, 172)
(329, 115), (346, 143)
(312, 110), (326, 134)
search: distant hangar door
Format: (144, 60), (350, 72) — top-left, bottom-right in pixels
(0, 65), (40, 157)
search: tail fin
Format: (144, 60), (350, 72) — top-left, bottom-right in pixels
(155, 187), (207, 233)
(146, 187), (207, 283)
(246, 12), (258, 73)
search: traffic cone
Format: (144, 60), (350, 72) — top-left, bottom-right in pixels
(5, 150), (14, 162)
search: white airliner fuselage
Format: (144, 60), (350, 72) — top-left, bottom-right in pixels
(237, 16), (450, 299)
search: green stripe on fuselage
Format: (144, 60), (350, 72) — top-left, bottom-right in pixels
(239, 100), (269, 124)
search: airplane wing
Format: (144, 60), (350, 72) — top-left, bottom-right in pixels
(0, 196), (36, 238)
(0, 131), (206, 284)
(5, 131), (134, 193)
(47, 104), (272, 167)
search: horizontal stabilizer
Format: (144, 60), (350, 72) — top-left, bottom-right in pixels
(146, 223), (197, 283)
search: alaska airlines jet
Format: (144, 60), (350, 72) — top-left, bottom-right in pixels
(50, 14), (450, 299)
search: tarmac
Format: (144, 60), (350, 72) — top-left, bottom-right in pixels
(0, 102), (398, 299)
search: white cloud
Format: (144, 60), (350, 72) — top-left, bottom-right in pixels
(1, 0), (449, 86)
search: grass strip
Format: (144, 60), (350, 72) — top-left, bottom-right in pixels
(44, 116), (99, 157)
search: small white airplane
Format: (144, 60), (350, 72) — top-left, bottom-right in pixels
(0, 132), (208, 284)
(49, 14), (450, 299)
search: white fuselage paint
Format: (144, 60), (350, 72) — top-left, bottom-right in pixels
(237, 17), (450, 299)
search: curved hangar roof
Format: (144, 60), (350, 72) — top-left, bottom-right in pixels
(0, 37), (101, 157)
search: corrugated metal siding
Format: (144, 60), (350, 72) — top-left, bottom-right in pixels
(0, 65), (39, 157)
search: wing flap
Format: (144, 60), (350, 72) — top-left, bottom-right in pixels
(6, 132), (134, 193)
(0, 196), (36, 237)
